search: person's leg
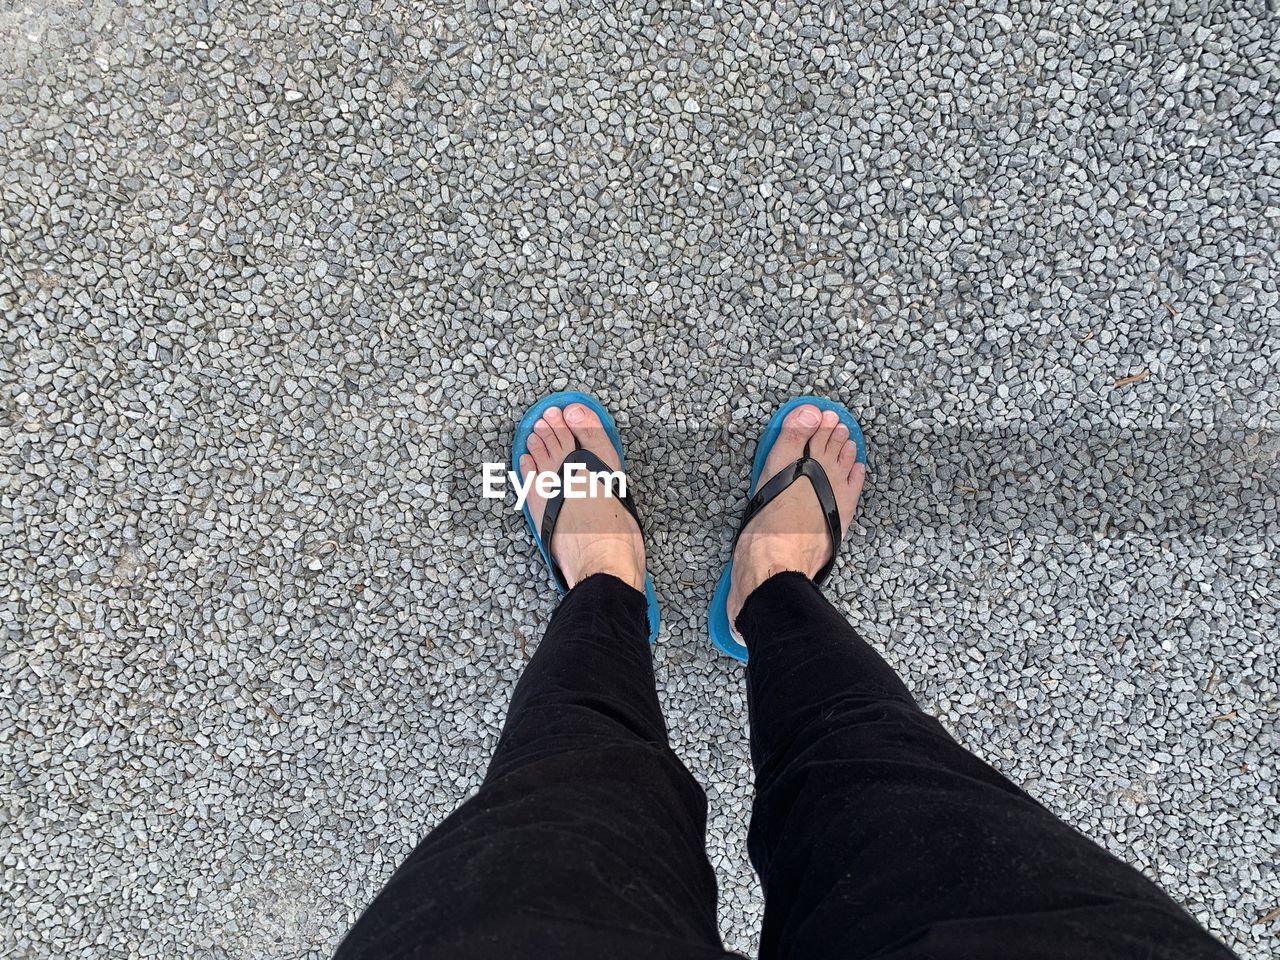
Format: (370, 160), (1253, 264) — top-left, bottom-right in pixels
(336, 402), (736, 960)
(724, 403), (1235, 960)
(336, 574), (731, 960)
(738, 573), (1236, 960)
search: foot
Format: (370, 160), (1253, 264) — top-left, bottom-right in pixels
(519, 403), (646, 592)
(727, 404), (865, 625)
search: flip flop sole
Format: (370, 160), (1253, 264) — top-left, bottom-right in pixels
(511, 390), (661, 644)
(709, 395), (867, 661)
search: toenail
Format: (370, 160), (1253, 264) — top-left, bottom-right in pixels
(566, 404), (586, 423)
(796, 406), (820, 426)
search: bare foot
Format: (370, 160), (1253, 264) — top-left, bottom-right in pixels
(518, 403), (646, 592)
(726, 404), (865, 624)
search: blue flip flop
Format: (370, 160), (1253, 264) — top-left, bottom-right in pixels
(708, 396), (868, 661)
(511, 391), (661, 643)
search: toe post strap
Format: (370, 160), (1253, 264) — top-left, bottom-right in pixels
(538, 448), (644, 592)
(734, 456), (843, 585)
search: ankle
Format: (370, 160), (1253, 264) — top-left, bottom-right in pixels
(730, 533), (823, 613)
(562, 538), (646, 593)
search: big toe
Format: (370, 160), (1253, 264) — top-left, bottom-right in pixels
(563, 402), (622, 471)
(758, 404), (822, 490)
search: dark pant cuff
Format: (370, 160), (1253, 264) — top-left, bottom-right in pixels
(734, 570), (820, 647)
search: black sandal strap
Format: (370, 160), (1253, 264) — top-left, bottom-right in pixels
(732, 453), (843, 585)
(539, 448), (643, 592)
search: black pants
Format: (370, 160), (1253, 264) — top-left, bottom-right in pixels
(335, 573), (1234, 960)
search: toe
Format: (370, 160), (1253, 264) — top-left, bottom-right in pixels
(828, 423), (850, 457)
(518, 453), (539, 513)
(759, 404), (822, 489)
(532, 417), (554, 448)
(844, 461), (866, 517)
(781, 404), (823, 449)
(533, 419), (568, 467)
(519, 452), (537, 479)
(837, 438), (857, 469)
(527, 432), (552, 471)
(542, 406), (578, 459)
(811, 409), (840, 457)
(517, 453), (537, 506)
(564, 402), (622, 471)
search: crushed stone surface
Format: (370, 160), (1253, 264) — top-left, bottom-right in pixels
(1, 0), (1277, 957)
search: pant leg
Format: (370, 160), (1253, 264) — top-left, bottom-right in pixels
(738, 572), (1237, 960)
(335, 573), (737, 960)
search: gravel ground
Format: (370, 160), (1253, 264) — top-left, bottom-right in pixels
(3, 0), (1278, 957)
